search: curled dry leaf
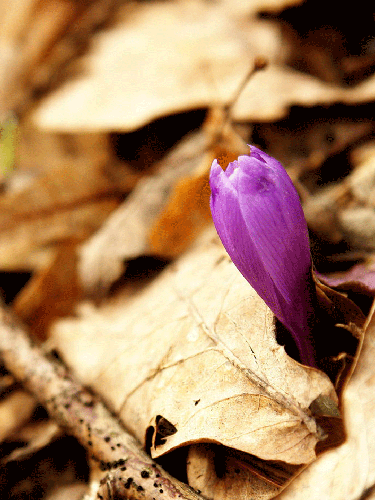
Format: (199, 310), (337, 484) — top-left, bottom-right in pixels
(274, 306), (375, 500)
(318, 261), (375, 293)
(78, 130), (210, 296)
(31, 0), (284, 132)
(53, 227), (336, 472)
(0, 127), (120, 271)
(0, 0), (119, 117)
(30, 0), (375, 135)
(4, 420), (61, 464)
(0, 390), (36, 443)
(232, 65), (375, 122)
(187, 444), (284, 500)
(304, 143), (375, 249)
(79, 114), (249, 296)
(13, 241), (81, 340)
(256, 118), (374, 173)
(148, 110), (250, 259)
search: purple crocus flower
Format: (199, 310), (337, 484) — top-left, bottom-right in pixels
(209, 146), (316, 367)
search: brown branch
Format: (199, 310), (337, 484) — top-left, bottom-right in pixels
(0, 306), (202, 500)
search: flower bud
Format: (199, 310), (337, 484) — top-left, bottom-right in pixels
(209, 146), (316, 366)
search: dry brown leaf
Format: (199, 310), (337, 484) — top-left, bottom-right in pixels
(0, 0), (119, 117)
(31, 0), (285, 132)
(187, 444), (281, 500)
(148, 110), (249, 258)
(0, 196), (117, 271)
(0, 126), (123, 271)
(0, 390), (36, 443)
(13, 241), (81, 340)
(148, 170), (212, 259)
(273, 304), (375, 500)
(78, 116), (249, 295)
(5, 420), (61, 464)
(53, 227), (336, 470)
(16, 124), (136, 201)
(303, 142), (375, 249)
(78, 130), (208, 295)
(233, 65), (375, 122)
(256, 118), (374, 172)
(30, 0), (375, 134)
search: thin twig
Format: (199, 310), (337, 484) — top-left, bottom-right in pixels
(0, 306), (202, 500)
(208, 56), (268, 150)
(220, 56), (268, 132)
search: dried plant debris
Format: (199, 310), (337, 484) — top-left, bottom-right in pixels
(78, 129), (210, 296)
(78, 110), (248, 296)
(274, 306), (375, 500)
(303, 137), (375, 253)
(51, 224), (374, 498)
(0, 126), (122, 272)
(13, 241), (82, 340)
(30, 0), (375, 133)
(0, 0), (121, 117)
(252, 105), (374, 173)
(54, 228), (338, 465)
(0, 306), (204, 500)
(0, 390), (36, 443)
(4, 419), (61, 464)
(186, 444), (288, 500)
(0, 0), (375, 498)
(269, 0), (375, 85)
(31, 0), (285, 132)
(0, 434), (89, 500)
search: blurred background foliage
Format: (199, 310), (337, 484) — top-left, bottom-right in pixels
(1, 0), (375, 498)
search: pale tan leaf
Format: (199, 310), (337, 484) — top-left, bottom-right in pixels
(5, 420), (61, 463)
(53, 227), (336, 467)
(13, 241), (81, 340)
(303, 141), (375, 248)
(233, 65), (375, 122)
(31, 0), (284, 133)
(187, 444), (280, 500)
(44, 484), (88, 500)
(78, 130), (209, 295)
(0, 0), (118, 117)
(274, 306), (375, 500)
(0, 126), (121, 270)
(78, 110), (249, 295)
(148, 110), (249, 259)
(0, 197), (117, 270)
(30, 0), (375, 134)
(0, 390), (36, 442)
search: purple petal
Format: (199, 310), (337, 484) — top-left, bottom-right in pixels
(209, 146), (316, 366)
